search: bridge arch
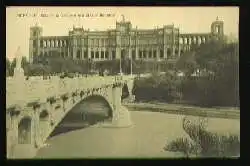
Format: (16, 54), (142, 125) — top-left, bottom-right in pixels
(18, 117), (32, 144)
(77, 94), (113, 119)
(50, 93), (114, 137)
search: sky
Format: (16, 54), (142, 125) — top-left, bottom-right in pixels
(6, 6), (239, 61)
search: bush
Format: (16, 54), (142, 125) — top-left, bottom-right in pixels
(164, 116), (240, 157)
(133, 72), (183, 103)
(164, 137), (196, 157)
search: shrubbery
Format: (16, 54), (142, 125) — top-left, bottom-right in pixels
(133, 72), (182, 103)
(164, 116), (240, 157)
(133, 40), (239, 108)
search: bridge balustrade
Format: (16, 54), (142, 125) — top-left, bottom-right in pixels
(6, 74), (138, 109)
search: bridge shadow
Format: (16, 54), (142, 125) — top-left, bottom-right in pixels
(48, 97), (112, 138)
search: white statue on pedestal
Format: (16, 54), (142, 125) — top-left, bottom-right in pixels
(13, 47), (26, 107)
(13, 47), (25, 79)
(16, 47), (22, 69)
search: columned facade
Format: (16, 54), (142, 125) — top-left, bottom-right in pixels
(29, 17), (224, 63)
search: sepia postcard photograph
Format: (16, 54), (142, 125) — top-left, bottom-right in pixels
(6, 6), (239, 159)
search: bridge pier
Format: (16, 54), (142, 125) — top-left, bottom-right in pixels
(33, 106), (42, 149)
(7, 111), (19, 158)
(8, 108), (38, 158)
(125, 79), (135, 103)
(111, 85), (133, 128)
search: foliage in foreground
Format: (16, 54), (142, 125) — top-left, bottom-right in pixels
(164, 116), (240, 157)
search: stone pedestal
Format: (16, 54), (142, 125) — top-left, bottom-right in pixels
(128, 95), (135, 102)
(13, 68), (25, 80)
(13, 68), (26, 107)
(111, 85), (133, 128)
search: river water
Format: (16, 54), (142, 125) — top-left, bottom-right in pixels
(34, 100), (240, 158)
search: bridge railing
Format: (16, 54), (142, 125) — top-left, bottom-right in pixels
(6, 75), (128, 108)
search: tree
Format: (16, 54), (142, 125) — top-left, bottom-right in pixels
(179, 39), (239, 107)
(134, 39), (239, 107)
(176, 51), (197, 77)
(27, 63), (51, 76)
(133, 71), (183, 103)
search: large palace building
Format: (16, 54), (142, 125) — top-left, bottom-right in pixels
(29, 16), (224, 63)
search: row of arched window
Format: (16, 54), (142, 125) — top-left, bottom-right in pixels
(179, 36), (208, 45)
(37, 35), (209, 49)
(40, 39), (68, 48)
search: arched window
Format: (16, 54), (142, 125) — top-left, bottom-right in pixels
(184, 38), (187, 44)
(198, 37), (202, 45)
(95, 51), (99, 59)
(18, 117), (32, 144)
(189, 38), (192, 45)
(216, 26), (219, 33)
(203, 37), (206, 43)
(47, 40), (50, 47)
(179, 38), (183, 44)
(51, 40), (54, 47)
(43, 41), (47, 47)
(77, 50), (81, 59)
(91, 51), (95, 59)
(160, 50), (164, 58)
(105, 51), (108, 59)
(193, 37), (197, 44)
(153, 50), (157, 58)
(175, 49), (178, 55)
(121, 49), (125, 59)
(149, 51), (152, 58)
(101, 51), (104, 59)
(167, 48), (171, 56)
(132, 50), (136, 59)
(33, 40), (37, 47)
(143, 50), (146, 58)
(139, 50), (142, 59)
(112, 51), (116, 59)
(40, 40), (43, 47)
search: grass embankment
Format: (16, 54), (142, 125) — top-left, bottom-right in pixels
(123, 102), (240, 119)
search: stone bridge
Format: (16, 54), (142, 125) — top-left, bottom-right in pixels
(6, 74), (144, 158)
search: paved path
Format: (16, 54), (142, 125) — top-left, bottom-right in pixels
(124, 102), (240, 119)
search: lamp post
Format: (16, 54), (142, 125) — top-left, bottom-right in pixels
(130, 54), (133, 77)
(119, 57), (122, 74)
(157, 59), (161, 73)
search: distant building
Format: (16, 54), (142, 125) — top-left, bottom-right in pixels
(29, 16), (224, 63)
